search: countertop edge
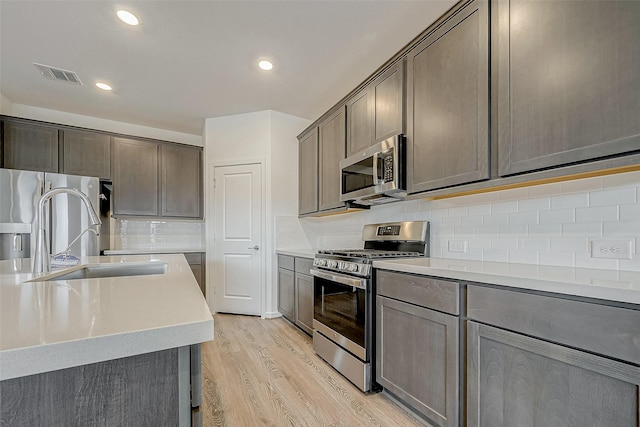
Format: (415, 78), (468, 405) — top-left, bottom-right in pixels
(104, 248), (205, 255)
(372, 259), (640, 306)
(0, 318), (214, 381)
(276, 249), (315, 258)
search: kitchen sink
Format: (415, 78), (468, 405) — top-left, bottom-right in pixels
(27, 261), (167, 282)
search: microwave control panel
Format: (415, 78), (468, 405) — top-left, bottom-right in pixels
(381, 150), (394, 182)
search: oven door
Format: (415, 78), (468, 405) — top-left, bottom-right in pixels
(311, 268), (370, 361)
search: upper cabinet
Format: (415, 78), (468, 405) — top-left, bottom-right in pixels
(345, 88), (373, 157)
(112, 137), (160, 217)
(298, 128), (319, 216)
(113, 137), (203, 218)
(406, 0), (489, 194)
(373, 59), (405, 143)
(62, 129), (111, 180)
(496, 0), (640, 176)
(2, 119), (59, 173)
(160, 143), (202, 218)
(318, 108), (346, 211)
(345, 60), (405, 158)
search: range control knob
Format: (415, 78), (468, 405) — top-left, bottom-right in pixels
(348, 264), (359, 273)
(328, 260), (338, 269)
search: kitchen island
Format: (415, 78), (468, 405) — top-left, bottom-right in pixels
(0, 254), (213, 426)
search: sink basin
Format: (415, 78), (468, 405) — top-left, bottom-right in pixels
(27, 261), (167, 282)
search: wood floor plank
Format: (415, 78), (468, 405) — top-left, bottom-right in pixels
(201, 313), (430, 426)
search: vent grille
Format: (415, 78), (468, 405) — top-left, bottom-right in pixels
(33, 63), (83, 85)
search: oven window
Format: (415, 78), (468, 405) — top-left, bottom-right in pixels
(314, 276), (366, 348)
(342, 157), (374, 193)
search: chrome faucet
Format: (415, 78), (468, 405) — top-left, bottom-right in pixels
(33, 187), (102, 274)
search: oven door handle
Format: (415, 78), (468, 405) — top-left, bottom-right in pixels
(310, 269), (367, 290)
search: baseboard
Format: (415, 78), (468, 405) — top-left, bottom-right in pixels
(264, 311), (283, 319)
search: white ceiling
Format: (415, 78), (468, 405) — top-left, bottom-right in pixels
(0, 0), (457, 136)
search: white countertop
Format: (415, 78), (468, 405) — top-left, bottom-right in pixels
(276, 249), (316, 259)
(104, 248), (205, 255)
(373, 258), (640, 306)
(0, 254), (213, 381)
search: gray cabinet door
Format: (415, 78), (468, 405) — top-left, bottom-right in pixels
(62, 129), (111, 180)
(278, 267), (295, 322)
(373, 60), (405, 142)
(3, 120), (59, 173)
(112, 137), (159, 216)
(467, 321), (640, 427)
(318, 108), (346, 211)
(376, 295), (459, 427)
(161, 143), (202, 218)
(294, 272), (313, 336)
(407, 0), (489, 194)
(298, 128), (319, 215)
(496, 0), (640, 176)
(346, 87), (373, 157)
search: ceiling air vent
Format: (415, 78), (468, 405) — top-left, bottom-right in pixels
(33, 63), (83, 85)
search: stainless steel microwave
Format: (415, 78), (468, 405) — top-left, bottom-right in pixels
(339, 134), (406, 206)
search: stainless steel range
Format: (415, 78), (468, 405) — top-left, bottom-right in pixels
(311, 221), (430, 392)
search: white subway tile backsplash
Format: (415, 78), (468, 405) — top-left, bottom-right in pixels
(295, 171), (640, 272)
(528, 224), (562, 237)
(518, 197), (550, 212)
(539, 208), (575, 224)
(550, 237), (589, 253)
(508, 250), (539, 264)
(483, 249), (509, 262)
(468, 203), (491, 216)
(483, 213), (509, 226)
(114, 219), (204, 250)
(575, 206), (618, 223)
(508, 211), (538, 226)
(518, 237), (550, 251)
(540, 251), (575, 267)
(562, 222), (602, 237)
(603, 220), (640, 237)
(491, 200), (518, 214)
(590, 187), (637, 206)
(620, 204), (640, 221)
(551, 193), (589, 209)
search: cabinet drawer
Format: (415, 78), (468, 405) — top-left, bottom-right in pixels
(184, 252), (202, 265)
(467, 285), (640, 365)
(294, 257), (313, 275)
(278, 255), (294, 270)
(376, 270), (459, 315)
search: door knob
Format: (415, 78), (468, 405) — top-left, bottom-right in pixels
(248, 245), (259, 250)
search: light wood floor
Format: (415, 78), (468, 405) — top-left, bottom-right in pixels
(201, 313), (429, 426)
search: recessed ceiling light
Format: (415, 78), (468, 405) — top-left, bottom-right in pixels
(117, 10), (139, 26)
(96, 82), (112, 91)
(258, 60), (273, 71)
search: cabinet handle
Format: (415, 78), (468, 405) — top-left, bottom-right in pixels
(248, 245), (259, 250)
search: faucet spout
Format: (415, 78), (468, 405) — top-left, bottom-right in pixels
(33, 187), (102, 274)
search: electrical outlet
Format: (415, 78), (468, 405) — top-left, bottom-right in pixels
(590, 239), (633, 260)
(448, 239), (468, 253)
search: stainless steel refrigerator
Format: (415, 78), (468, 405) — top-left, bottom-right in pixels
(0, 168), (100, 261)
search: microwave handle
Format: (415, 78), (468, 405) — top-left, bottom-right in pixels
(373, 153), (384, 185)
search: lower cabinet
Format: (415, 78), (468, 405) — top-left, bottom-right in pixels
(294, 271), (314, 335)
(277, 254), (314, 336)
(467, 321), (640, 427)
(375, 270), (460, 427)
(278, 266), (295, 322)
(0, 346), (201, 426)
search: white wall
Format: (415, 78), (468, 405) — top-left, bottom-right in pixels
(279, 170), (640, 272)
(204, 110), (311, 317)
(8, 103), (202, 146)
(0, 92), (12, 115)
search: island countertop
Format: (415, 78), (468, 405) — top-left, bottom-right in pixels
(372, 257), (640, 306)
(0, 254), (213, 381)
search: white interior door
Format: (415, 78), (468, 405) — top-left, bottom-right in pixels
(213, 163), (263, 315)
